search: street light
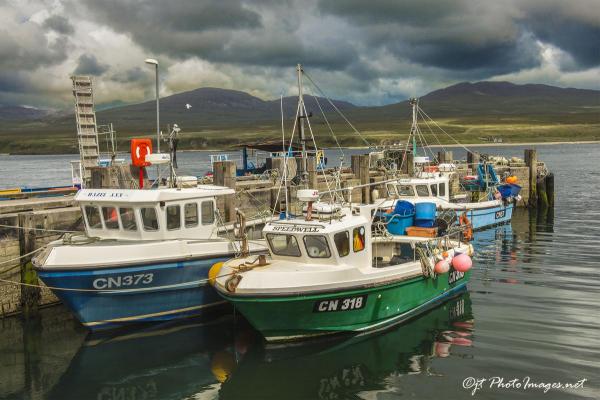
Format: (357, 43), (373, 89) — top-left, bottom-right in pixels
(145, 58), (160, 153)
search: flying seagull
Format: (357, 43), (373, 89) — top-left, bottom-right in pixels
(185, 103), (192, 110)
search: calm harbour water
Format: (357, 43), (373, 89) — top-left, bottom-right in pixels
(0, 144), (599, 399)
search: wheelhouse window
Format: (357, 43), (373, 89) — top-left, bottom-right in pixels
(304, 235), (331, 258)
(430, 184), (438, 197)
(266, 234), (301, 257)
(201, 201), (215, 225)
(353, 226), (366, 252)
(141, 207), (159, 231)
(84, 206), (102, 229)
(184, 203), (198, 228)
(416, 185), (430, 197)
(439, 183), (446, 197)
(119, 208), (138, 231)
(386, 184), (397, 197)
(102, 207), (120, 230)
(166, 205), (181, 230)
(334, 231), (350, 257)
(397, 185), (415, 196)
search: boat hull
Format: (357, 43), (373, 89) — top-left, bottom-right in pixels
(37, 256), (231, 331)
(219, 268), (471, 342)
(461, 202), (514, 230)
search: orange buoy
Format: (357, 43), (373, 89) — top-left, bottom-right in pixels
(459, 213), (473, 241)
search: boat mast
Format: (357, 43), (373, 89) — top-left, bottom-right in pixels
(409, 97), (418, 173)
(297, 64), (308, 187)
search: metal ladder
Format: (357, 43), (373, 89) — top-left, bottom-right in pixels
(71, 75), (99, 187)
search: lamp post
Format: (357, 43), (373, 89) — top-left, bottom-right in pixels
(145, 58), (160, 153)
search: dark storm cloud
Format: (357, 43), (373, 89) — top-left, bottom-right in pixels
(318, 0), (600, 72)
(42, 14), (74, 35)
(79, 0), (262, 55)
(0, 23), (70, 70)
(111, 67), (149, 83)
(523, 14), (600, 68)
(73, 54), (109, 75)
(76, 0), (355, 70)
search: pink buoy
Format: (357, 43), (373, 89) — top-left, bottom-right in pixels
(434, 259), (450, 274)
(452, 253), (472, 272)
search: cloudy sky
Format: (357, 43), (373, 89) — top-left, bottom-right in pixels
(1, 0), (599, 109)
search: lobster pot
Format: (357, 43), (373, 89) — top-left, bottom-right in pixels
(415, 202), (436, 228)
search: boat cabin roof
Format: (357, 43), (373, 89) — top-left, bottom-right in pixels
(75, 186), (234, 204)
(397, 175), (448, 185)
(74, 186), (232, 241)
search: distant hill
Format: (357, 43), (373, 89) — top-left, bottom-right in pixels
(0, 81), (598, 153)
(413, 81), (600, 115)
(0, 105), (51, 121)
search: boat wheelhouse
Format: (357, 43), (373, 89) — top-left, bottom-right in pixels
(212, 198), (473, 342)
(381, 174), (515, 230)
(33, 186), (267, 331)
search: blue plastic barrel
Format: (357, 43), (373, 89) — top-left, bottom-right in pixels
(393, 200), (415, 216)
(385, 200), (415, 235)
(415, 202), (436, 228)
(498, 184), (522, 198)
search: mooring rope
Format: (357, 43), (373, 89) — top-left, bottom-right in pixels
(0, 223), (81, 234)
(0, 263), (249, 293)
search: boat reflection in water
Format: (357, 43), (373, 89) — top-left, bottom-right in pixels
(220, 290), (474, 400)
(47, 291), (473, 400)
(47, 315), (244, 400)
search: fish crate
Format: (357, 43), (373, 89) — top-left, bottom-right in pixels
(405, 226), (438, 238)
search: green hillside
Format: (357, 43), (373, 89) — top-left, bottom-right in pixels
(0, 81), (598, 154)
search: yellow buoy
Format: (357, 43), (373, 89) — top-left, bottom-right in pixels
(210, 350), (236, 383)
(208, 262), (224, 286)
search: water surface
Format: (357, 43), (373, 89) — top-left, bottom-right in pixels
(0, 144), (598, 399)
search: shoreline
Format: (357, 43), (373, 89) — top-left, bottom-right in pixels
(1, 140), (599, 156)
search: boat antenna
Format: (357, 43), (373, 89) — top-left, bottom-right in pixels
(297, 63), (308, 188)
(166, 124), (180, 187)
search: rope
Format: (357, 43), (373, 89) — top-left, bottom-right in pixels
(305, 84), (345, 164)
(418, 108), (472, 153)
(0, 223), (81, 234)
(302, 71), (371, 147)
(0, 266), (246, 293)
(0, 247), (45, 267)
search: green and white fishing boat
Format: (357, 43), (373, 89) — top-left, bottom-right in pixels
(212, 189), (474, 342)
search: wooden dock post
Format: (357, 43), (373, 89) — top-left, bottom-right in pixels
(406, 153), (414, 176)
(537, 175), (549, 209)
(467, 151), (480, 174)
(307, 156), (318, 190)
(213, 160), (237, 222)
(359, 155), (371, 204)
(18, 213), (40, 318)
(546, 173), (555, 208)
(524, 149), (538, 208)
(437, 151), (453, 163)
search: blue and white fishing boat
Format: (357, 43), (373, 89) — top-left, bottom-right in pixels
(33, 186), (266, 330)
(382, 174), (516, 230)
(377, 98), (520, 231)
